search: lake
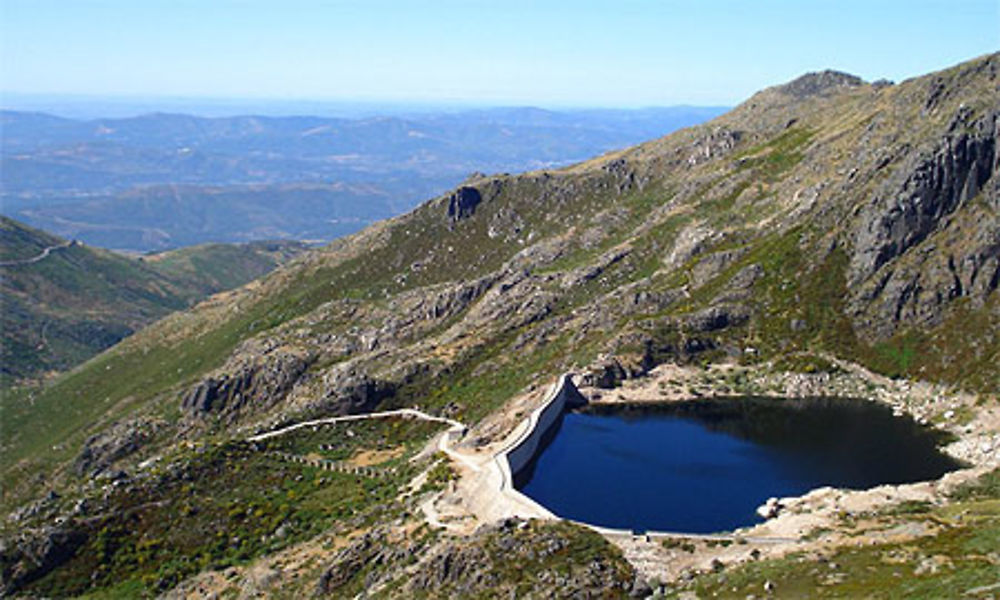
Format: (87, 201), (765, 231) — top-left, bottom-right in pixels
(515, 397), (963, 533)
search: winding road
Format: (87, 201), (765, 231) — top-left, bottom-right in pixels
(0, 241), (73, 267)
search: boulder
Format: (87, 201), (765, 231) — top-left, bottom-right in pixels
(756, 497), (784, 519)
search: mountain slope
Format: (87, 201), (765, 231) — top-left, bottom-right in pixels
(5, 52), (997, 504)
(0, 216), (308, 383)
(1, 54), (998, 597)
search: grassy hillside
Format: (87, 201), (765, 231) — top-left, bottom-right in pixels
(0, 216), (307, 384)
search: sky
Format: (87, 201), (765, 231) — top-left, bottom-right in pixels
(2, 0), (998, 109)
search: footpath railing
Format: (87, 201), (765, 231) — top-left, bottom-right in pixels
(247, 407), (471, 478)
(267, 451), (398, 478)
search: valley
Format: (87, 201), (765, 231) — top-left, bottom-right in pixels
(0, 216), (308, 384)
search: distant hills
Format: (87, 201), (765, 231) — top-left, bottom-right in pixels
(0, 216), (307, 383)
(0, 106), (727, 251)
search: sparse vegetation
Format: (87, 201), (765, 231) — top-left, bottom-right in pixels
(3, 52), (999, 600)
(684, 469), (1000, 599)
(13, 418), (438, 598)
(420, 454), (459, 493)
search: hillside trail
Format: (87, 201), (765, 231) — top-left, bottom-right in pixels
(0, 241), (73, 267)
(246, 407), (481, 472)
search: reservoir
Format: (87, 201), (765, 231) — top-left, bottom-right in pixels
(515, 397), (963, 534)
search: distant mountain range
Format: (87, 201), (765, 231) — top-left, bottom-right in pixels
(0, 106), (727, 251)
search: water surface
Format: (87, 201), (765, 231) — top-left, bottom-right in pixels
(516, 397), (962, 533)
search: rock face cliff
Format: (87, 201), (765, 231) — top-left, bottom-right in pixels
(180, 349), (314, 419)
(848, 109), (998, 338)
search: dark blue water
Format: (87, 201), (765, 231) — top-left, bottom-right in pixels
(516, 397), (963, 534)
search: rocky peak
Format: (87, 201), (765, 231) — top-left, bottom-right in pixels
(776, 69), (865, 98)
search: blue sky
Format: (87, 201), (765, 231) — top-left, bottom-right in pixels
(2, 0), (998, 107)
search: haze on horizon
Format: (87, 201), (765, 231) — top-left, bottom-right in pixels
(2, 0), (998, 114)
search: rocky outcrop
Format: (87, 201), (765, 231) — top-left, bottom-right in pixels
(686, 127), (744, 166)
(756, 496), (784, 519)
(777, 70), (864, 98)
(561, 247), (632, 288)
(848, 111), (999, 337)
(180, 349), (314, 419)
(851, 113), (997, 284)
(315, 528), (421, 594)
(314, 519), (633, 598)
(74, 417), (165, 476)
(581, 357), (633, 389)
(316, 373), (398, 415)
(447, 186), (483, 221)
(664, 223), (721, 271)
(401, 519), (634, 598)
(411, 274), (498, 322)
(0, 526), (87, 596)
(683, 304), (751, 333)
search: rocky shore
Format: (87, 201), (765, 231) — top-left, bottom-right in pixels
(563, 357), (1000, 584)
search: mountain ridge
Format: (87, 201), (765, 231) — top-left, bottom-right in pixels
(6, 51), (996, 473)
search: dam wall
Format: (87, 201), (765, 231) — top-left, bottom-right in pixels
(490, 373), (586, 519)
(505, 373), (582, 476)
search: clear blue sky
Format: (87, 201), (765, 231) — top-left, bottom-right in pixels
(2, 0), (998, 107)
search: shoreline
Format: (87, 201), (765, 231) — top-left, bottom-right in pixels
(444, 358), (999, 581)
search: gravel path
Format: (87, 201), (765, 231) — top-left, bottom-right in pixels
(247, 408), (480, 472)
(0, 241), (73, 267)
